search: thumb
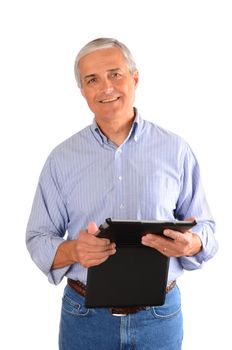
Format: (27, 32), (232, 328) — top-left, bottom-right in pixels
(87, 222), (99, 235)
(185, 216), (196, 222)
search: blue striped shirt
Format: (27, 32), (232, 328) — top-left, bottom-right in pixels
(26, 110), (218, 285)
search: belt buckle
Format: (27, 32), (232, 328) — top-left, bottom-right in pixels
(109, 308), (128, 317)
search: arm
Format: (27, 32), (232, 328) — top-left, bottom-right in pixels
(26, 155), (115, 284)
(142, 144), (218, 269)
(26, 155), (70, 284)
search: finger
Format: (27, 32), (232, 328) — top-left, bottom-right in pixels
(89, 242), (116, 253)
(142, 234), (162, 247)
(163, 229), (184, 241)
(78, 230), (113, 247)
(87, 221), (113, 245)
(87, 222), (114, 246)
(83, 256), (111, 268)
(87, 222), (99, 235)
(185, 216), (196, 222)
(87, 249), (116, 259)
(80, 248), (116, 268)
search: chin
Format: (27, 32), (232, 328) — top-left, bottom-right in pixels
(97, 107), (124, 118)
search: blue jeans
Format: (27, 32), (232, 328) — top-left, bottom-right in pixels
(59, 284), (183, 349)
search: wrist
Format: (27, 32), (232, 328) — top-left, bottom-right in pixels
(189, 233), (203, 256)
(52, 240), (78, 269)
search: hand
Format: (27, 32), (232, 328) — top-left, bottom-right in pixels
(73, 222), (116, 268)
(141, 217), (202, 257)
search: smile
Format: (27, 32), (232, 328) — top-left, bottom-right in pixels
(99, 97), (120, 103)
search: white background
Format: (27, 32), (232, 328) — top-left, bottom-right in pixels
(0, 1), (231, 349)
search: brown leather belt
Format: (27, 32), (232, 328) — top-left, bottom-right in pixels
(67, 278), (176, 316)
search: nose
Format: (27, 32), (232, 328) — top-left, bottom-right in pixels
(100, 78), (114, 94)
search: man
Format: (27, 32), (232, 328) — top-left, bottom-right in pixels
(26, 38), (218, 349)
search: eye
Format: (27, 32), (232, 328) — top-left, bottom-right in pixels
(111, 72), (121, 78)
(87, 78), (97, 85)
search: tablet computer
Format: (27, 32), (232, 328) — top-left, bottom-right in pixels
(85, 218), (196, 308)
(97, 218), (197, 245)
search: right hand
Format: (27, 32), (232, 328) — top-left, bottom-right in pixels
(73, 222), (116, 268)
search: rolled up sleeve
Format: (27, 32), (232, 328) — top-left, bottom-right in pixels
(26, 154), (70, 285)
(175, 145), (219, 270)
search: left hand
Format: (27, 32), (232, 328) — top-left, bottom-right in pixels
(141, 218), (202, 257)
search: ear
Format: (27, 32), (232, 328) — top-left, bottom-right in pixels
(80, 88), (86, 98)
(132, 70), (139, 88)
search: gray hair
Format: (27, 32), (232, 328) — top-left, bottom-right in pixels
(74, 37), (137, 88)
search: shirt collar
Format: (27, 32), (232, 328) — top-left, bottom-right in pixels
(90, 108), (144, 146)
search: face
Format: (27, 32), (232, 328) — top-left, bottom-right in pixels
(79, 47), (139, 123)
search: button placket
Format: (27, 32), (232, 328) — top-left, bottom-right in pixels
(114, 148), (125, 211)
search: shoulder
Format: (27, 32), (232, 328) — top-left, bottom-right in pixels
(40, 125), (93, 176)
(56, 125), (91, 151)
(143, 119), (188, 149)
(136, 117), (196, 167)
(49, 125), (92, 159)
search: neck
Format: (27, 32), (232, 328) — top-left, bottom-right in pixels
(95, 113), (135, 146)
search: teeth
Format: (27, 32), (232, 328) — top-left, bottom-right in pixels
(100, 97), (119, 103)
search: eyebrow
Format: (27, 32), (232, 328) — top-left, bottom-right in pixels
(83, 74), (96, 81)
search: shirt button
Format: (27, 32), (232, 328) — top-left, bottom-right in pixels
(118, 176), (123, 181)
(119, 203), (125, 209)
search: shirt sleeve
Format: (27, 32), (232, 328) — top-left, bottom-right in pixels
(175, 144), (218, 270)
(26, 153), (70, 285)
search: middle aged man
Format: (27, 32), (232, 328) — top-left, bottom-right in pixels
(26, 38), (218, 350)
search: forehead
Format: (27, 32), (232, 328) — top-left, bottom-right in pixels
(78, 47), (129, 75)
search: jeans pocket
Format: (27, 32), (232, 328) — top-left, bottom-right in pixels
(62, 293), (90, 317)
(150, 286), (182, 320)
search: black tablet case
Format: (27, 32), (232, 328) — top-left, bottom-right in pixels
(85, 219), (196, 308)
(86, 246), (169, 308)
